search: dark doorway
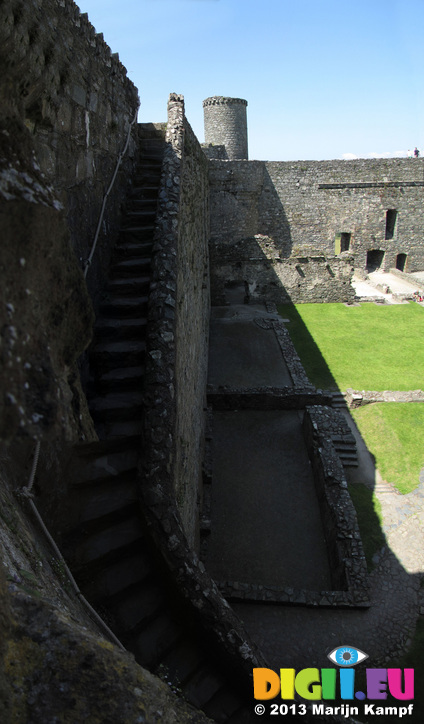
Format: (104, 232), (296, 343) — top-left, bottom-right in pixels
(385, 209), (398, 240)
(366, 249), (385, 272)
(396, 253), (407, 272)
(335, 232), (351, 254)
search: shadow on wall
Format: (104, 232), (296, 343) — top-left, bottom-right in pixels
(209, 165), (354, 306)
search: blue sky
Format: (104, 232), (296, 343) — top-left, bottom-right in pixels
(78, 0), (424, 161)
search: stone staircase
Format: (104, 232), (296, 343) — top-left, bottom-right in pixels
(330, 391), (347, 410)
(331, 435), (359, 468)
(60, 134), (250, 722)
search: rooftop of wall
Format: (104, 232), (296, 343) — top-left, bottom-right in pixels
(203, 97), (248, 107)
(207, 157), (424, 171)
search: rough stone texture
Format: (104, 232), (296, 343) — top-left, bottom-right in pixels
(0, 0), (141, 441)
(346, 388), (424, 407)
(0, 179), (95, 444)
(174, 111), (210, 546)
(203, 97), (248, 160)
(201, 143), (227, 161)
(0, 442), (215, 724)
(140, 94), (268, 694)
(1, 587), (213, 724)
(208, 158), (424, 304)
(303, 407), (369, 605)
(142, 94), (210, 548)
(0, 0), (140, 307)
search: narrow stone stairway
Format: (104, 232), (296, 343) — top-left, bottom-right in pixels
(60, 133), (251, 722)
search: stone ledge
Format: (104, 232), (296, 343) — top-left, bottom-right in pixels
(346, 388), (424, 407)
(207, 387), (332, 409)
(216, 581), (370, 608)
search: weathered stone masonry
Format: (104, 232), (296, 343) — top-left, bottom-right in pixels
(142, 94), (210, 548)
(203, 96), (248, 161)
(208, 157), (424, 305)
(1, 0), (139, 305)
(0, 0), (139, 443)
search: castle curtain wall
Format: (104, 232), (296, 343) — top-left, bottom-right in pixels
(1, 0), (139, 306)
(208, 158), (424, 305)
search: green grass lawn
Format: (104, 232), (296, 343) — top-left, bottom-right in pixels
(278, 302), (424, 391)
(351, 403), (424, 494)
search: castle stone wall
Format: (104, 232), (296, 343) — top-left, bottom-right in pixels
(142, 94), (210, 548)
(0, 0), (139, 304)
(208, 158), (424, 304)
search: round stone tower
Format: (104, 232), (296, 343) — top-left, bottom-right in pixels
(203, 96), (248, 160)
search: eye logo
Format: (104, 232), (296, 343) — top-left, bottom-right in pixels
(327, 645), (368, 667)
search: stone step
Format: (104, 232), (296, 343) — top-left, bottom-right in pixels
(95, 317), (147, 342)
(119, 226), (155, 245)
(128, 185), (160, 200)
(89, 391), (144, 422)
(135, 158), (163, 170)
(331, 394), (347, 408)
(95, 418), (144, 441)
(113, 241), (153, 259)
(126, 195), (157, 209)
(338, 450), (358, 459)
(82, 550), (152, 604)
(106, 275), (151, 295)
(96, 366), (145, 393)
(340, 458), (359, 468)
(92, 338), (146, 368)
(159, 638), (205, 687)
(139, 139), (166, 156)
(70, 446), (139, 486)
(133, 169), (162, 185)
(122, 210), (157, 227)
(112, 580), (166, 632)
(99, 296), (149, 318)
(110, 258), (152, 278)
(183, 665), (228, 712)
(129, 613), (182, 670)
(375, 480), (400, 494)
(71, 516), (145, 570)
(333, 443), (357, 452)
(203, 687), (245, 723)
(75, 481), (139, 527)
(125, 197), (158, 212)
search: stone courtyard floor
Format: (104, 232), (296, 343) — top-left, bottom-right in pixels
(204, 409), (331, 590)
(204, 299), (424, 675)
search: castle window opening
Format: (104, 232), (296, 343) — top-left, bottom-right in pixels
(366, 249), (385, 272)
(396, 253), (407, 272)
(335, 232), (351, 254)
(385, 209), (398, 240)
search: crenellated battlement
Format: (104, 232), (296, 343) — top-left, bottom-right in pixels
(202, 96), (248, 107)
